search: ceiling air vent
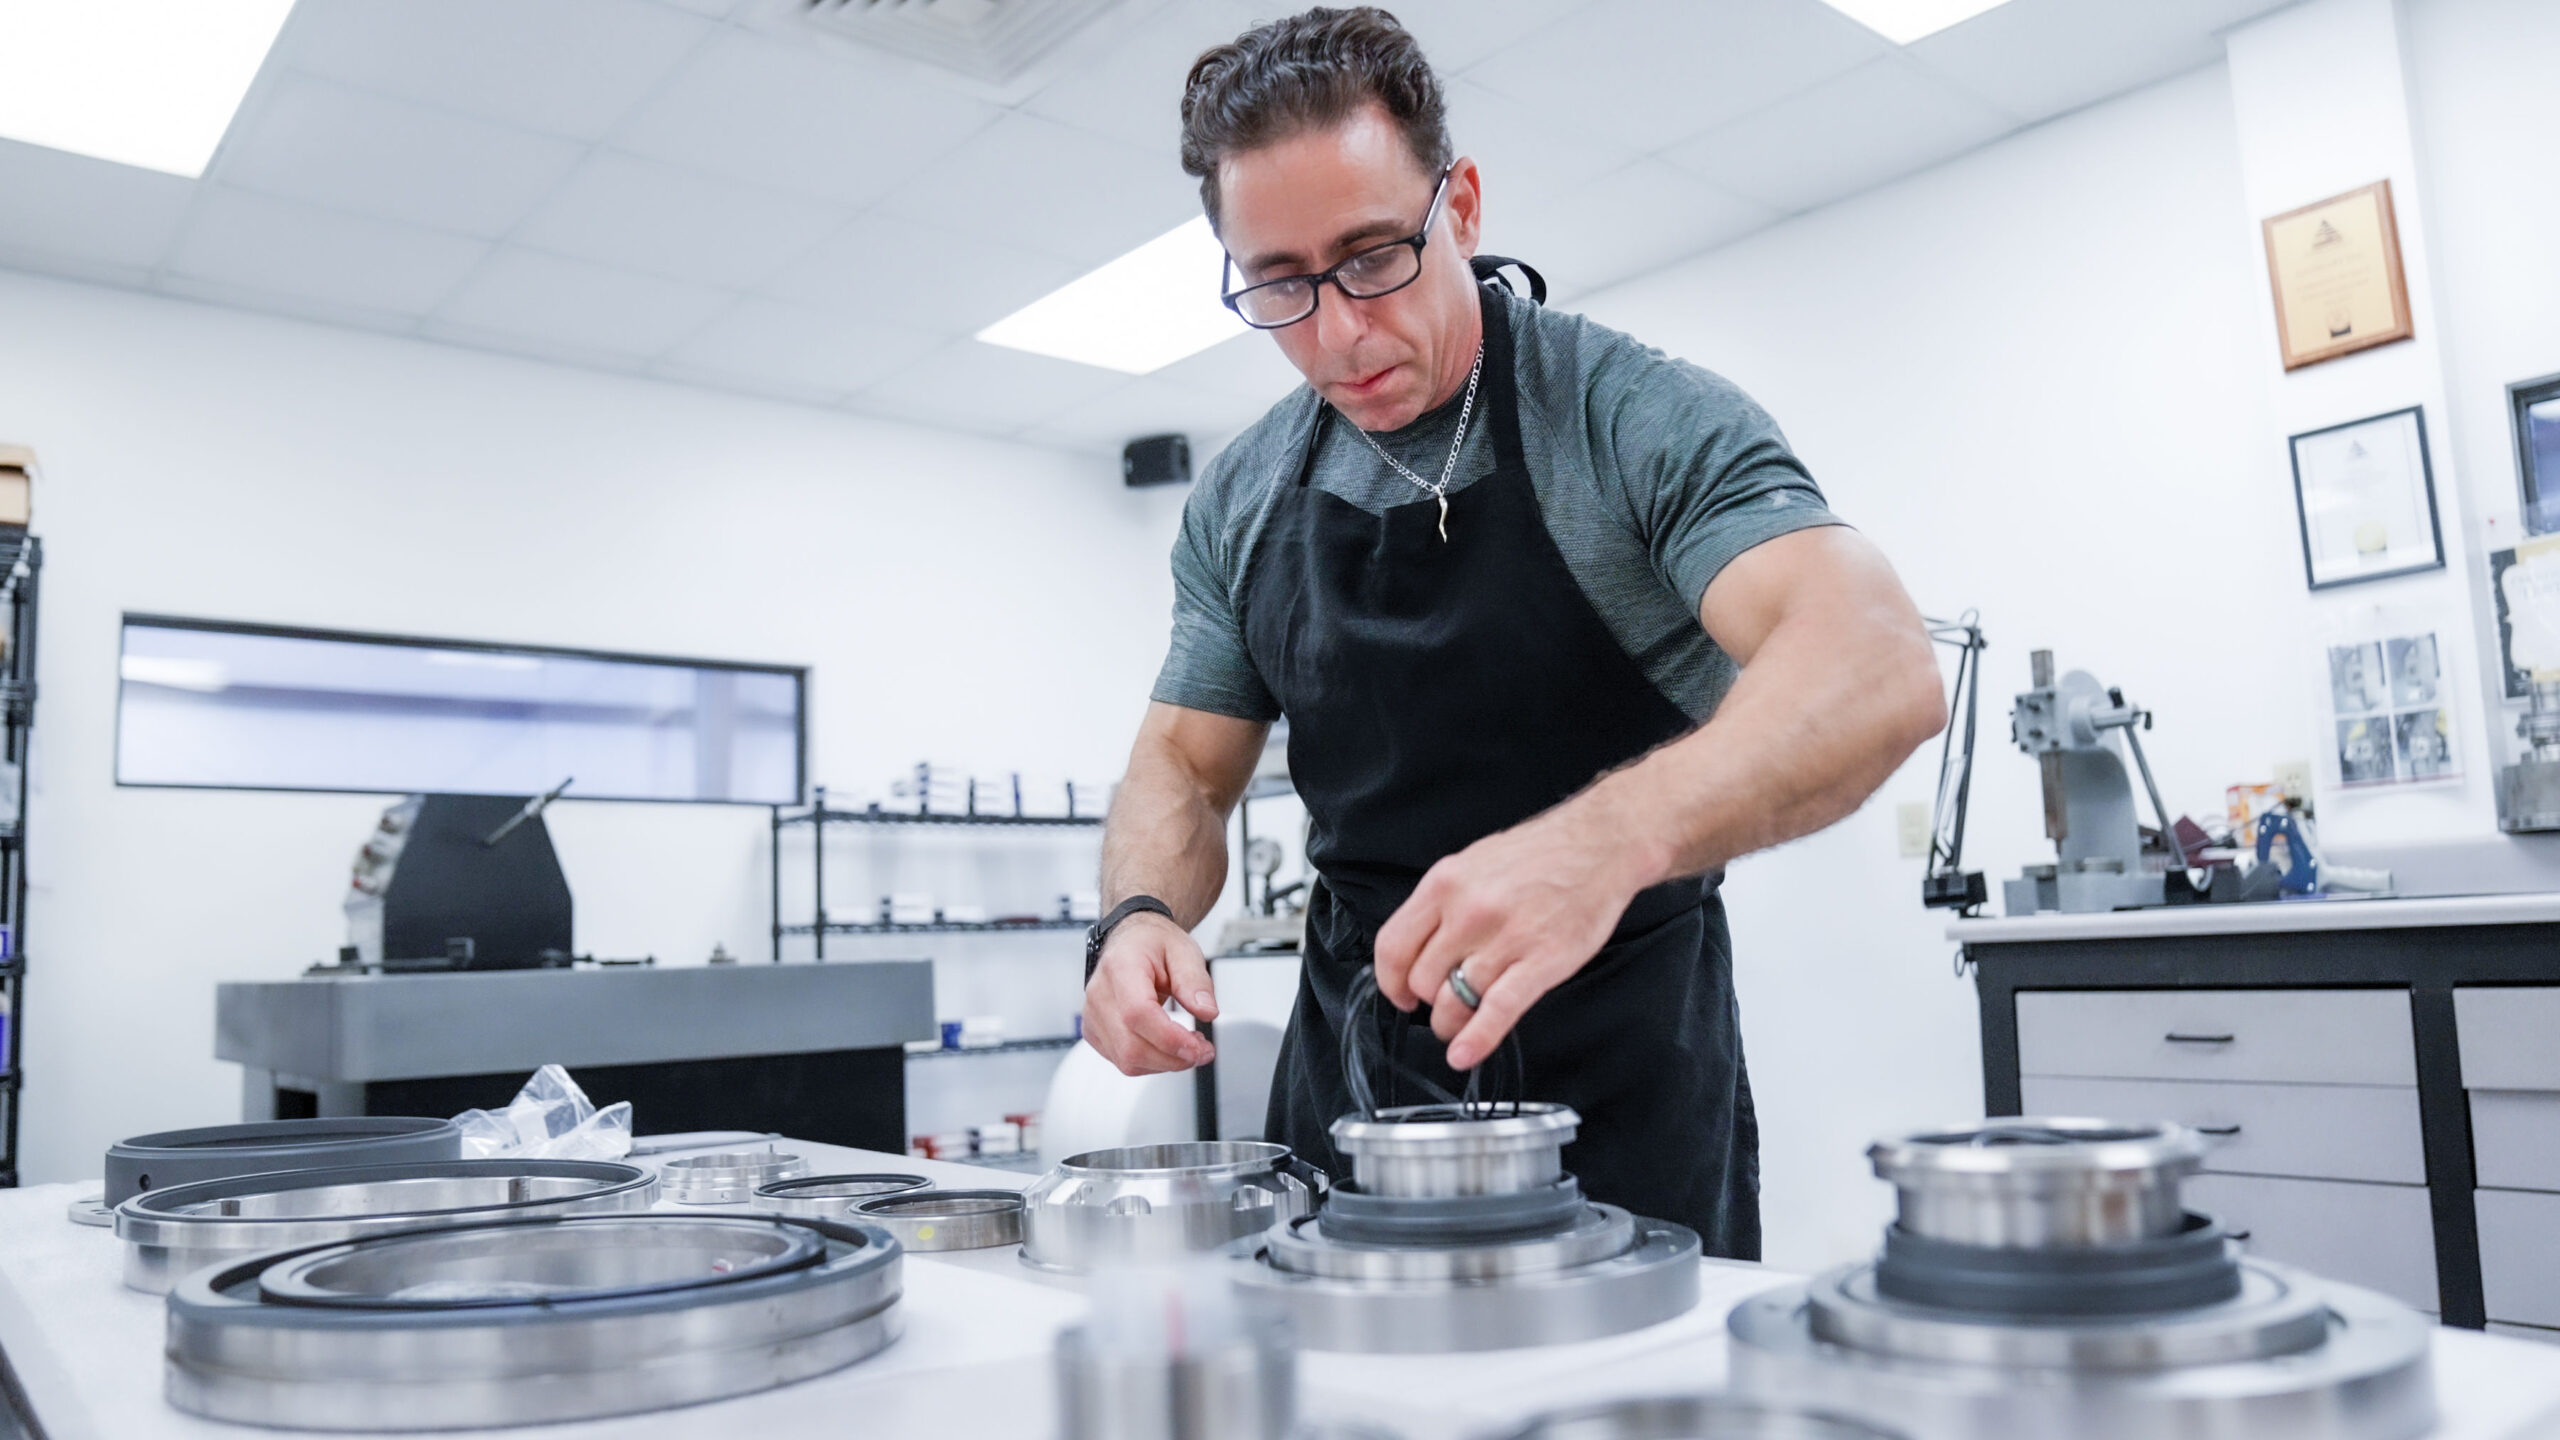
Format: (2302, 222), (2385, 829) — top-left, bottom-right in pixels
(797, 0), (1121, 86)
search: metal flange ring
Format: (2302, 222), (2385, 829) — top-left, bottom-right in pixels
(753, 1173), (932, 1219)
(855, 1189), (1025, 1251)
(164, 1215), (903, 1431)
(659, 1148), (809, 1205)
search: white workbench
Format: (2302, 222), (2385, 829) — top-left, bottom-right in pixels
(5, 1138), (2558, 1440)
(1945, 892), (2560, 944)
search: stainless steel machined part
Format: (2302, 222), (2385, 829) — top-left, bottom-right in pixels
(855, 1189), (1026, 1251)
(1494, 1394), (1911, 1439)
(1866, 1118), (2206, 1248)
(1233, 1215), (1700, 1353)
(1328, 1103), (1579, 1198)
(1803, 1258), (2329, 1370)
(658, 1147), (810, 1205)
(1264, 1203), (1635, 1284)
(752, 1172), (931, 1219)
(164, 1214), (904, 1431)
(103, 1116), (464, 1208)
(1021, 1142), (1321, 1274)
(1727, 1269), (2435, 1440)
(66, 1192), (112, 1227)
(1054, 1318), (1295, 1440)
(115, 1159), (659, 1294)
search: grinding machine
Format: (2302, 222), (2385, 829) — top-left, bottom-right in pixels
(1233, 1102), (1701, 1352)
(1725, 1117), (2436, 1439)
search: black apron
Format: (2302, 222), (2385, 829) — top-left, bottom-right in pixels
(1240, 283), (1760, 1258)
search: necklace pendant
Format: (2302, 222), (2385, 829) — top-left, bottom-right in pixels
(1436, 494), (1450, 542)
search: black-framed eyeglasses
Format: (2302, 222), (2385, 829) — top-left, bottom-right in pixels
(1219, 167), (1453, 330)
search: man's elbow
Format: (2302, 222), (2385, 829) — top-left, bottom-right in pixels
(1883, 630), (1946, 761)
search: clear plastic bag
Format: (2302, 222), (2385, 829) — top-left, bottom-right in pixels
(452, 1064), (633, 1160)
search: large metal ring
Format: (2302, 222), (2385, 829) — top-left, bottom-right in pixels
(1447, 966), (1483, 1010)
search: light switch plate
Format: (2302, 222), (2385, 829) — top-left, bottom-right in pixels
(1896, 801), (1931, 859)
(2273, 760), (2312, 801)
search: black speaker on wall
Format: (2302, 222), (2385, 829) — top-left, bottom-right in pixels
(1123, 433), (1192, 488)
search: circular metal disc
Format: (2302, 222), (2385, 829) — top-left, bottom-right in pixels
(1266, 1203), (1636, 1284)
(1806, 1259), (2329, 1370)
(116, 1160), (660, 1295)
(66, 1191), (113, 1227)
(1726, 1265), (2434, 1440)
(856, 1189), (1025, 1251)
(752, 1173), (931, 1219)
(1234, 1215), (1700, 1353)
(659, 1149), (809, 1205)
(165, 1215), (903, 1432)
(1495, 1393), (1910, 1439)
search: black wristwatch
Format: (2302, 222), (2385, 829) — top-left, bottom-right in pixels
(1085, 895), (1175, 981)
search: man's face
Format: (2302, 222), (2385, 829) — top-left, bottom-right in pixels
(1214, 105), (1481, 432)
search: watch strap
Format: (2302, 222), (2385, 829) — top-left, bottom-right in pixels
(1085, 895), (1175, 980)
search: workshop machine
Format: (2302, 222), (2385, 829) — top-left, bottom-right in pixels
(340, 781), (574, 970)
(2497, 678), (2560, 831)
(2001, 649), (2187, 915)
(1920, 629), (2190, 917)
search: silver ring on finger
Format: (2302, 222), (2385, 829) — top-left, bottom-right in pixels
(1446, 964), (1483, 1010)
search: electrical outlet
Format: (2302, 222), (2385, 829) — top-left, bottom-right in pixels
(1896, 801), (1932, 859)
(2272, 760), (2312, 801)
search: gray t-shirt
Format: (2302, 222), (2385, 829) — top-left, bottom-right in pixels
(1152, 288), (1844, 724)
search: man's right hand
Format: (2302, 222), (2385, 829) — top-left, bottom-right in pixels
(1082, 912), (1219, 1075)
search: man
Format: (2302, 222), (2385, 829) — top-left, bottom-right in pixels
(1079, 6), (1942, 1254)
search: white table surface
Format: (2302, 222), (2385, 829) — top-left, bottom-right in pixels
(6, 1137), (2559, 1440)
(1947, 891), (2560, 944)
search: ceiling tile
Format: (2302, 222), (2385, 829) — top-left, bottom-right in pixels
(1149, 332), (1303, 408)
(278, 0), (714, 141)
(0, 138), (196, 279)
(1662, 55), (2018, 214)
(612, 29), (1003, 207)
(657, 297), (946, 397)
(1483, 157), (1779, 299)
(1014, 374), (1279, 455)
(513, 151), (846, 289)
(1465, 0), (1891, 152)
(1389, 0), (1604, 74)
(214, 74), (585, 238)
(1017, 0), (1266, 155)
(164, 188), (490, 315)
(1445, 77), (1642, 211)
(755, 215), (1083, 335)
(429, 247), (734, 358)
(848, 339), (1128, 438)
(875, 112), (1199, 269)
(1908, 0), (2297, 123)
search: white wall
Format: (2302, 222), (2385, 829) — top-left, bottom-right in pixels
(1554, 0), (2560, 1272)
(0, 269), (1186, 1183)
(1572, 63), (2286, 1269)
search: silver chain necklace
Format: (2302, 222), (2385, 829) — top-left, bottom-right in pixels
(1347, 344), (1484, 542)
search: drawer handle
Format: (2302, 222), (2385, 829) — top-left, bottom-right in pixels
(2164, 1032), (2236, 1044)
(2195, 1125), (2241, 1137)
(2228, 1230), (2251, 1243)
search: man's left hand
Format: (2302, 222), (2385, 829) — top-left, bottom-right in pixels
(1372, 798), (1658, 1071)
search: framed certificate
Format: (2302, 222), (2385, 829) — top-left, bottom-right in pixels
(2512, 370), (2560, 535)
(2289, 406), (2442, 590)
(2261, 181), (2414, 371)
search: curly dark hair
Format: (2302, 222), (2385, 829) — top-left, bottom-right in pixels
(1179, 7), (1452, 229)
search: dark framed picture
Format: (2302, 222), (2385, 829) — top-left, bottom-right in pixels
(2511, 371), (2560, 536)
(2288, 406), (2443, 591)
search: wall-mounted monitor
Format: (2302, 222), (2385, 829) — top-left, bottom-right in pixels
(116, 616), (804, 804)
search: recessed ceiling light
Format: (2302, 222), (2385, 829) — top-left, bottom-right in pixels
(1815, 0), (2015, 45)
(977, 216), (1248, 376)
(0, 0), (297, 178)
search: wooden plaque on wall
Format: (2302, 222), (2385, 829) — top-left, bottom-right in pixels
(2261, 180), (2414, 371)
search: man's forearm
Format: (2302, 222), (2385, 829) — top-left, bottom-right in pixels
(1100, 731), (1242, 928)
(1576, 599), (1942, 891)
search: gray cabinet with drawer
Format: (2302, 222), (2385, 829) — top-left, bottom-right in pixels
(1963, 902), (2560, 1329)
